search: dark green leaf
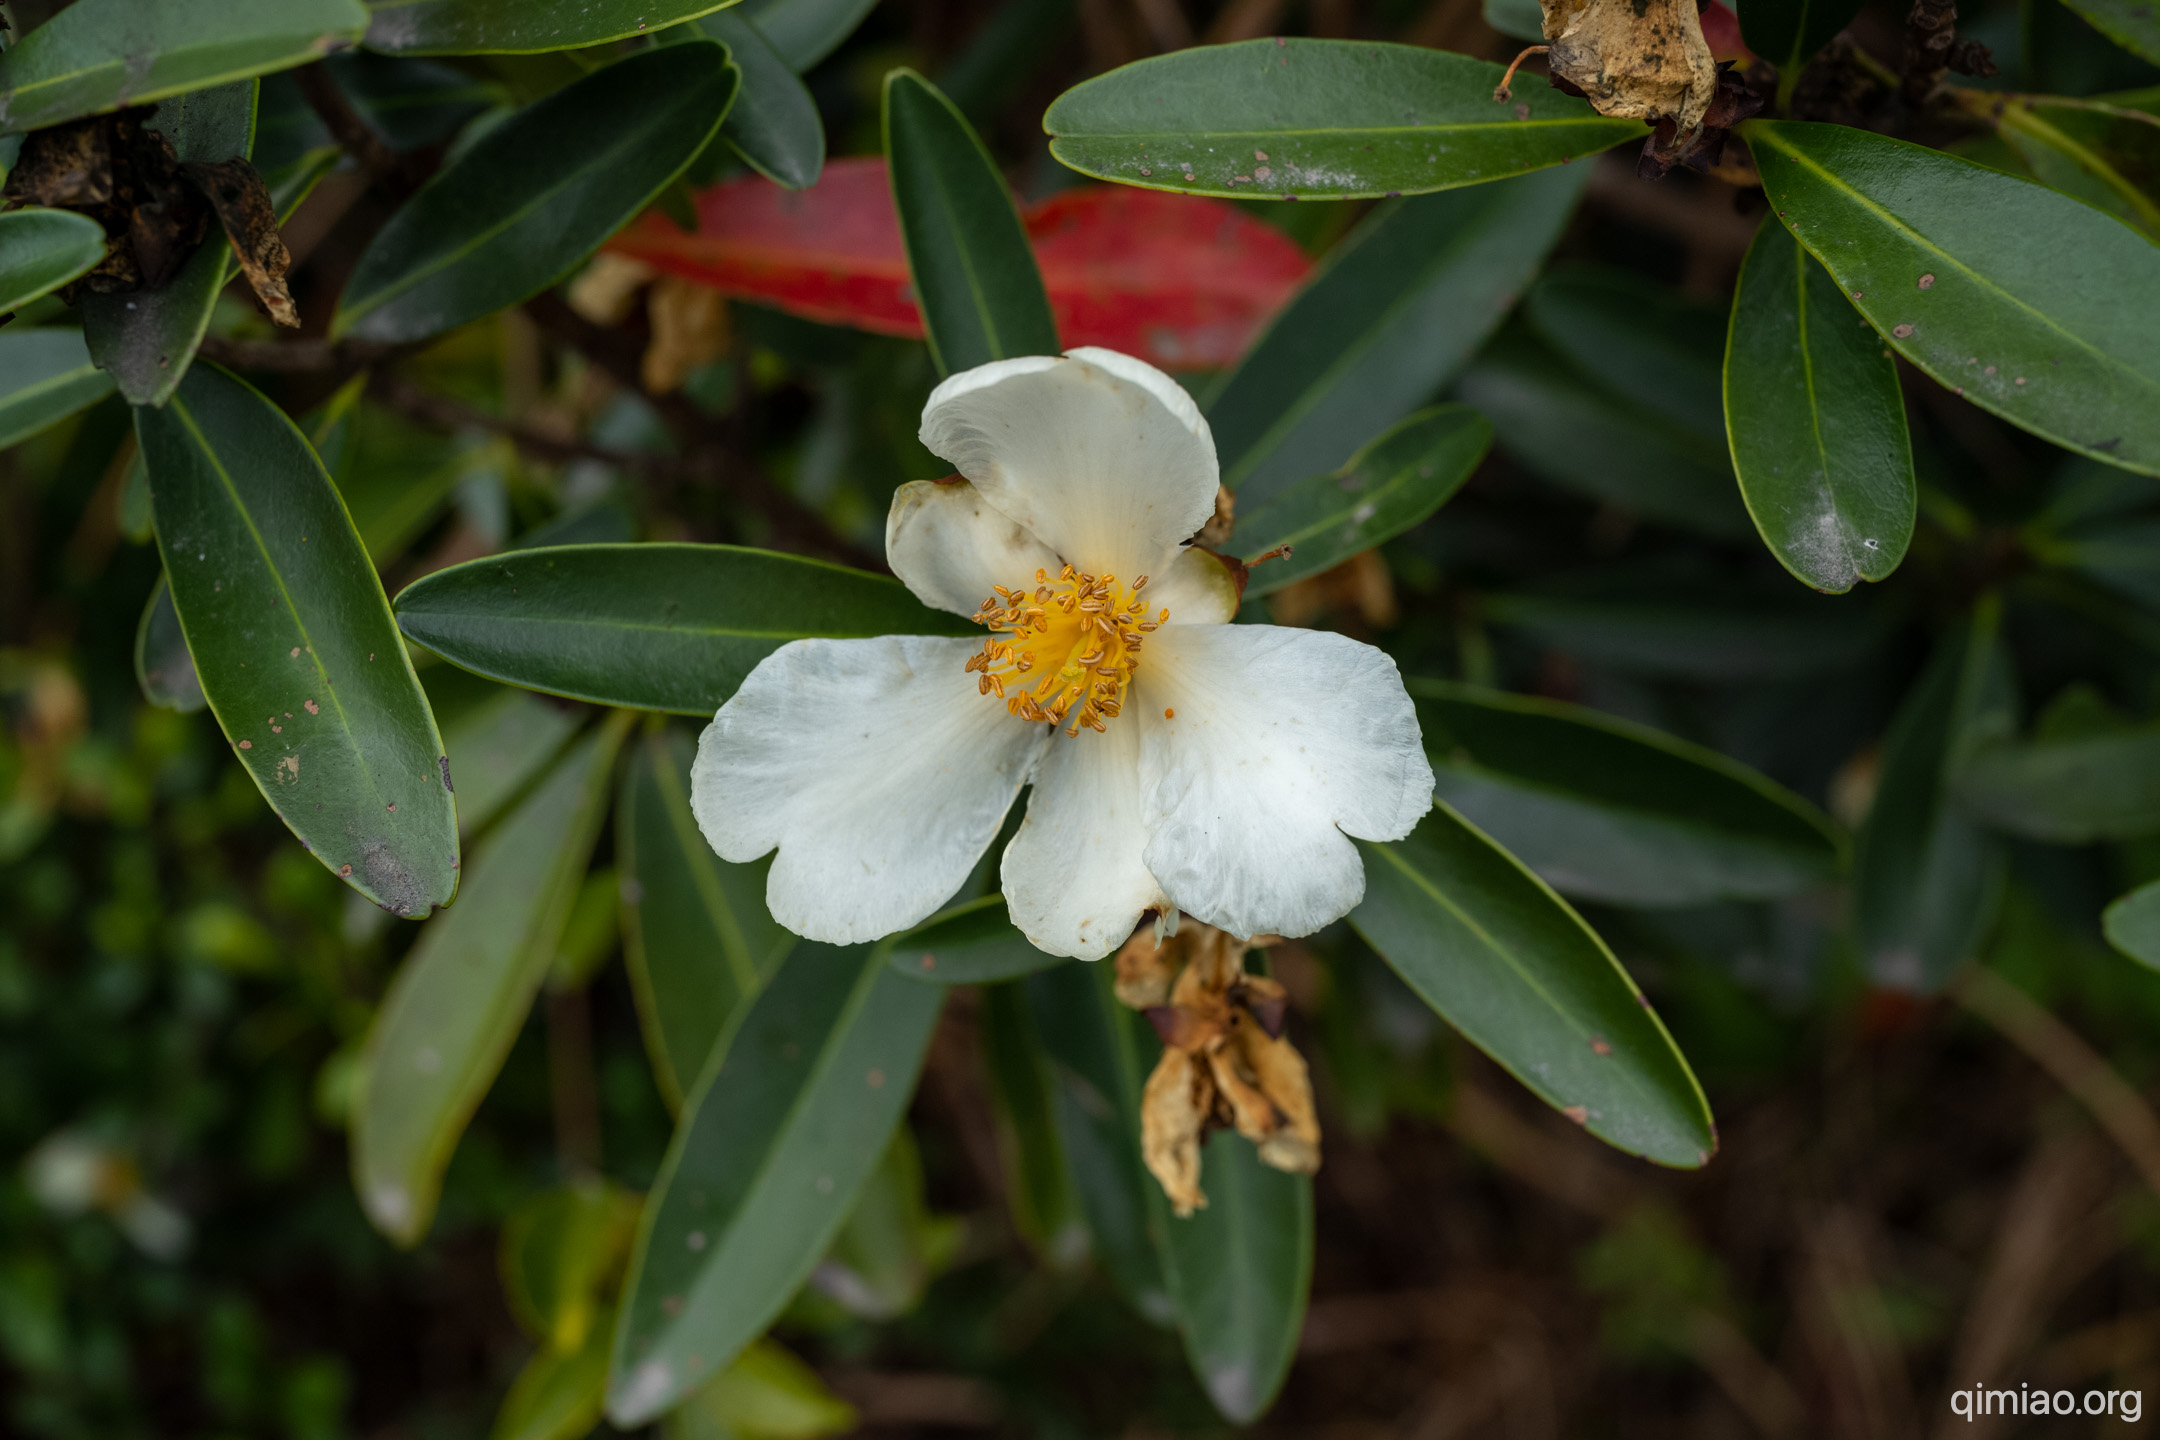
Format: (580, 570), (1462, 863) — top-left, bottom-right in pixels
(439, 687), (582, 839)
(393, 543), (971, 715)
(1481, 582), (1884, 682)
(607, 943), (945, 1424)
(1725, 216), (1915, 592)
(137, 362), (459, 917)
(883, 68), (1058, 376)
(1748, 119), (2160, 476)
(2059, 0), (2160, 64)
(133, 574), (204, 714)
(1234, 406), (1487, 596)
(1044, 40), (1641, 201)
(703, 10), (825, 190)
(813, 1128), (965, 1320)
(0, 209), (105, 314)
(353, 714), (627, 1244)
(363, 0), (737, 55)
(1952, 706), (2160, 842)
(887, 894), (1067, 985)
(1736, 0), (1865, 77)
(1209, 164), (1587, 503)
(0, 328), (114, 448)
(1155, 1132), (1312, 1425)
(737, 0), (878, 70)
(980, 982), (1087, 1266)
(1524, 265), (1727, 439)
(1353, 805), (1717, 1166)
(81, 80), (259, 407)
(1987, 93), (2160, 237)
(1483, 0), (1545, 42)
(618, 725), (790, 1111)
(0, 0), (366, 134)
(2104, 879), (2160, 966)
(1413, 679), (1844, 906)
(335, 43), (738, 344)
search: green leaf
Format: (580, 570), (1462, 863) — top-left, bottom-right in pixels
(0, 328), (114, 449)
(1987, 94), (2160, 238)
(1851, 604), (2014, 992)
(1524, 265), (1728, 439)
(1747, 119), (2160, 477)
(0, 0), (367, 135)
(662, 1340), (857, 1440)
(393, 543), (971, 715)
(2059, 0), (2160, 64)
(1155, 1132), (1312, 1425)
(1209, 164), (1588, 503)
(1352, 805), (1717, 1166)
(81, 80), (259, 408)
(363, 0), (739, 55)
(812, 1127), (965, 1321)
(1481, 581), (1885, 682)
(618, 725), (790, 1111)
(352, 714), (628, 1244)
(133, 574), (204, 714)
(439, 687), (582, 839)
(500, 1181), (643, 1351)
(1951, 697), (2160, 841)
(736, 0), (878, 70)
(2104, 879), (2160, 967)
(493, 1308), (613, 1440)
(980, 982), (1087, 1267)
(0, 210), (105, 314)
(1483, 0), (1545, 42)
(1234, 406), (1487, 597)
(883, 68), (1058, 377)
(607, 942), (945, 1424)
(1736, 0), (1865, 77)
(703, 10), (825, 190)
(1043, 40), (1641, 201)
(335, 43), (738, 344)
(886, 894), (1067, 985)
(137, 362), (459, 917)
(1413, 679), (1844, 906)
(1725, 216), (1916, 592)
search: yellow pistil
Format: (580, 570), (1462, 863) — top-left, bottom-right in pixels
(966, 564), (1166, 736)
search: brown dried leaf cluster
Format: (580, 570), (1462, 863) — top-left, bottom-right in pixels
(1540, 0), (1718, 134)
(1118, 921), (1321, 1217)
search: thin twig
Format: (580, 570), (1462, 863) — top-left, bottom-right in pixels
(198, 334), (406, 374)
(290, 62), (421, 199)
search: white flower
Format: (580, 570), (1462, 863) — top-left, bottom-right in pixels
(690, 348), (1434, 960)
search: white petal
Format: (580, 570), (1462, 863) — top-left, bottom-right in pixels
(1137, 624), (1433, 939)
(691, 636), (1049, 945)
(886, 478), (1062, 619)
(1001, 721), (1170, 961)
(1147, 546), (1242, 627)
(918, 349), (1218, 582)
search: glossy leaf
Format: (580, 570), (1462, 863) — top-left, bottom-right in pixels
(663, 1341), (857, 1440)
(137, 362), (458, 917)
(607, 158), (1310, 371)
(1725, 216), (1916, 592)
(0, 210), (106, 315)
(133, 575), (204, 714)
(353, 716), (627, 1245)
(1352, 805), (1717, 1166)
(2104, 880), (2160, 967)
(1748, 120), (2160, 477)
(2061, 0), (2160, 64)
(1737, 0), (1863, 75)
(1155, 1131), (1312, 1425)
(1987, 94), (2160, 237)
(81, 80), (259, 408)
(1412, 679), (1844, 906)
(394, 543), (970, 715)
(702, 10), (824, 190)
(737, 0), (878, 69)
(883, 69), (1058, 376)
(1044, 40), (1641, 201)
(335, 43), (738, 344)
(980, 982), (1088, 1266)
(438, 688), (582, 839)
(0, 328), (114, 449)
(607, 942), (945, 1424)
(617, 726), (790, 1111)
(1210, 164), (1588, 503)
(1234, 406), (1487, 596)
(363, 0), (737, 55)
(887, 894), (1067, 985)
(0, 0), (366, 135)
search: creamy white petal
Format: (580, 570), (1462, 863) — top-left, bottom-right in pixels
(1136, 624), (1433, 939)
(1002, 721), (1170, 961)
(1147, 545), (1242, 627)
(692, 636), (1049, 945)
(886, 478), (1062, 619)
(917, 349), (1217, 582)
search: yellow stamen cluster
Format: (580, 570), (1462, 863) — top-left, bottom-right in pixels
(967, 565), (1166, 735)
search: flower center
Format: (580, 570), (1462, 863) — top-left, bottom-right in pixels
(966, 565), (1166, 735)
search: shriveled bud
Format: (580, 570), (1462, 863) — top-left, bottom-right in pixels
(1141, 1046), (1212, 1217)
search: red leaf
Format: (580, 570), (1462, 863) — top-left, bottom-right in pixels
(1699, 0), (1753, 62)
(606, 157), (1311, 370)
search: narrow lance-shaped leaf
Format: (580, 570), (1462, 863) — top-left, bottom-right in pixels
(1949, 686), (2160, 843)
(0, 210), (106, 314)
(1747, 120), (2160, 477)
(883, 68), (1059, 376)
(1045, 40), (1641, 201)
(363, 0), (738, 56)
(2058, 0), (2160, 66)
(137, 361), (458, 916)
(438, 688), (582, 840)
(1209, 163), (1588, 503)
(0, 329), (114, 449)
(1974, 92), (2160, 238)
(1725, 216), (1915, 592)
(1525, 265), (1728, 438)
(738, 0), (880, 70)
(0, 0), (367, 135)
(702, 9), (826, 191)
(1353, 804), (1717, 1166)
(980, 982), (1088, 1266)
(352, 714), (629, 1245)
(133, 575), (205, 714)
(335, 43), (739, 344)
(887, 894), (1068, 985)
(394, 544), (972, 716)
(2105, 880), (2160, 968)
(607, 943), (945, 1424)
